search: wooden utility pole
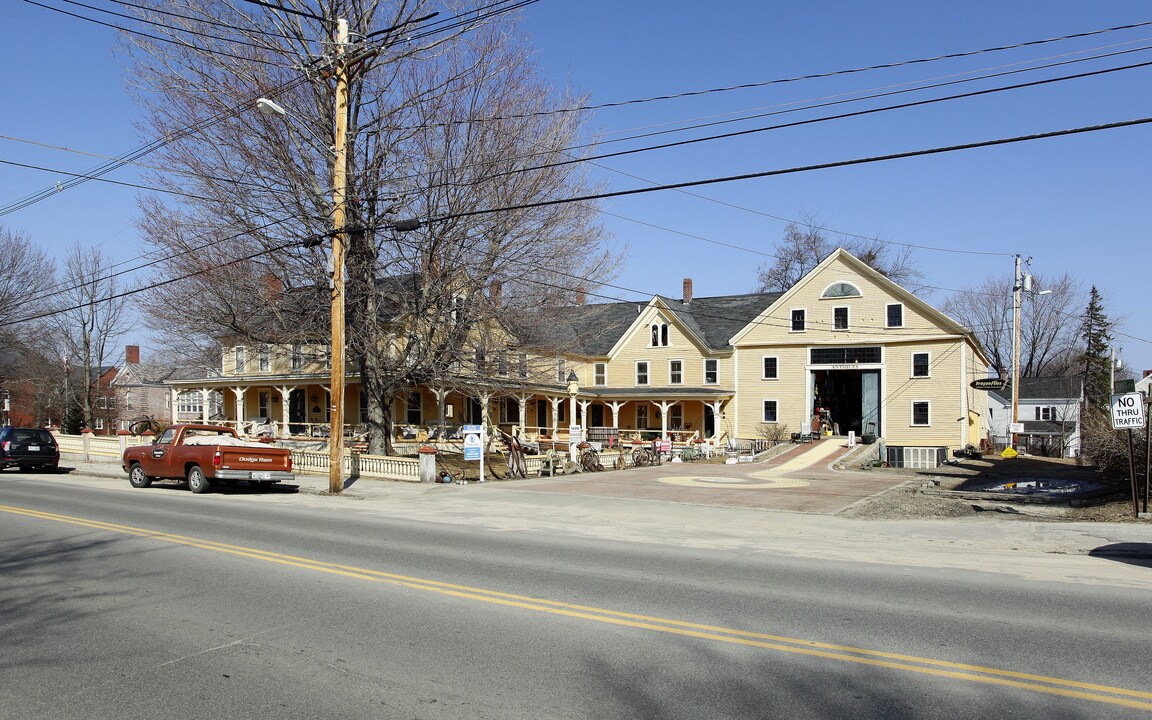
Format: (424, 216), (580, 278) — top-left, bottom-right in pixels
(1011, 254), (1022, 450)
(329, 17), (350, 495)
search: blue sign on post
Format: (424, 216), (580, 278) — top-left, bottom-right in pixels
(463, 432), (482, 461)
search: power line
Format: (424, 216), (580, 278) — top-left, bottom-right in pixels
(103, 0), (313, 40)
(233, 0), (323, 22)
(48, 0), (304, 52)
(410, 18), (1152, 126)
(20, 0), (293, 67)
(565, 42), (1152, 155)
(411, 114), (1152, 227)
(475, 55), (1152, 184)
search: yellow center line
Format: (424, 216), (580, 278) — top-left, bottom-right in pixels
(5, 502), (1150, 711)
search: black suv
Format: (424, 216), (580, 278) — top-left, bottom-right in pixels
(0, 427), (60, 472)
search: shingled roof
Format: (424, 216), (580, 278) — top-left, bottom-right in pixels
(989, 376), (1083, 402)
(539, 291), (782, 357)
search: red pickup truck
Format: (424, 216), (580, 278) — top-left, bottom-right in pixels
(122, 424), (295, 494)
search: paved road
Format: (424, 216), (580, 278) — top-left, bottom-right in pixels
(4, 462), (1152, 719)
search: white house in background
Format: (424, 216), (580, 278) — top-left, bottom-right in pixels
(988, 377), (1082, 457)
(1135, 370), (1152, 398)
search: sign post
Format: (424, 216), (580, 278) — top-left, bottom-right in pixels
(1110, 393), (1147, 518)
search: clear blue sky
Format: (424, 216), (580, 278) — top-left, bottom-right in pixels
(2, 1), (1150, 374)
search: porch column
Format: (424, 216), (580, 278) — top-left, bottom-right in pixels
(608, 401), (625, 431)
(515, 395), (529, 435)
(170, 388), (180, 423)
(548, 396), (562, 437)
(708, 400), (726, 439)
(657, 400), (676, 439)
(232, 387), (247, 432)
(578, 400), (591, 430)
(277, 385), (295, 437)
(200, 388), (211, 423)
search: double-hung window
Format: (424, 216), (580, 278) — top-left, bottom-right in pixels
(791, 309), (806, 332)
(704, 359), (718, 385)
(594, 363), (607, 386)
(912, 401), (930, 426)
(636, 361), (649, 385)
(833, 306), (849, 331)
(762, 400), (778, 423)
(762, 356), (778, 380)
(886, 303), (904, 328)
(912, 352), (930, 378)
(669, 360), (683, 385)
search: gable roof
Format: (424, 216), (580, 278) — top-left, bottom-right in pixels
(657, 292), (783, 351)
(536, 290), (781, 357)
(729, 248), (991, 365)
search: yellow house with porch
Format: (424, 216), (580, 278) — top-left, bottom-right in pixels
(165, 249), (990, 464)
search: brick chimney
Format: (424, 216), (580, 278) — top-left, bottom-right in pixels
(125, 345), (140, 365)
(682, 277), (693, 305)
(574, 287), (586, 305)
(261, 273), (283, 299)
(1144, 369), (1152, 379)
(489, 280), (502, 306)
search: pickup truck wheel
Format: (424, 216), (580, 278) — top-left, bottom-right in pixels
(187, 466), (211, 494)
(128, 463), (152, 488)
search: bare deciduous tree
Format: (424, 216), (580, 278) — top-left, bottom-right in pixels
(942, 272), (1083, 378)
(755, 214), (923, 292)
(53, 244), (133, 429)
(124, 0), (614, 453)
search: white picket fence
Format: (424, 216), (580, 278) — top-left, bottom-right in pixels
(57, 433), (420, 482)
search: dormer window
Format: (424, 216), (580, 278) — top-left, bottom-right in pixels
(822, 282), (861, 299)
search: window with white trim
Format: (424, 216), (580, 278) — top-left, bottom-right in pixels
(258, 345), (270, 372)
(291, 343), (304, 370)
(704, 359), (718, 385)
(650, 322), (669, 347)
(912, 401), (930, 426)
(636, 404), (650, 429)
(234, 346), (246, 373)
(669, 360), (683, 385)
(762, 400), (778, 423)
(912, 352), (930, 378)
(177, 391), (203, 415)
(791, 309), (806, 332)
(833, 306), (849, 330)
(594, 363), (606, 386)
(762, 356), (778, 380)
(886, 303), (904, 328)
(258, 392), (270, 417)
(636, 361), (649, 386)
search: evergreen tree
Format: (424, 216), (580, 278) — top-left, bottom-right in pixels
(1078, 286), (1113, 408)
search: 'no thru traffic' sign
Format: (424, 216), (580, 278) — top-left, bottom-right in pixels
(1110, 392), (1146, 430)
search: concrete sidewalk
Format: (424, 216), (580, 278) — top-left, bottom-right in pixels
(40, 452), (1152, 589)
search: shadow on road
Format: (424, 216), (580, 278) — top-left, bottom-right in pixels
(1088, 543), (1152, 568)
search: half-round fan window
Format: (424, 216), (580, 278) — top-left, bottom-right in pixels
(821, 282), (861, 298)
